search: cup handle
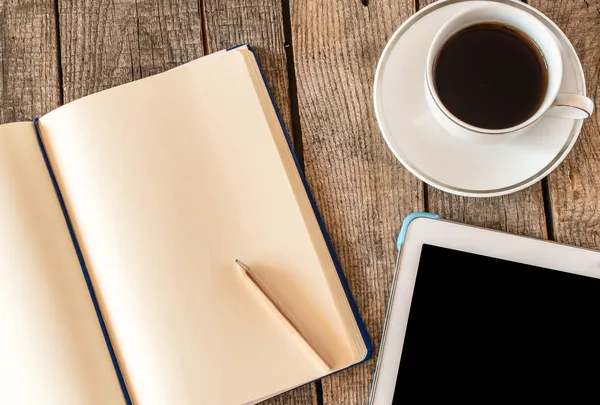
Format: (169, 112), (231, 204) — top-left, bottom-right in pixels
(547, 94), (595, 119)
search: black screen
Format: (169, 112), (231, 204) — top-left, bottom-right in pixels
(393, 244), (600, 403)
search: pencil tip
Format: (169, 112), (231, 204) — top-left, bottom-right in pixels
(235, 260), (248, 273)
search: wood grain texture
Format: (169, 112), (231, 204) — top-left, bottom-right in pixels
(203, 0), (292, 136)
(58, 0), (203, 103)
(428, 187), (547, 238)
(417, 0), (437, 7)
(529, 0), (600, 248)
(256, 384), (318, 405)
(291, 1), (423, 404)
(421, 0), (548, 238)
(0, 0), (61, 123)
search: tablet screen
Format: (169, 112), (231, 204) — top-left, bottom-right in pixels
(393, 244), (600, 403)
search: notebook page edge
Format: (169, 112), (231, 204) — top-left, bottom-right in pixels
(240, 48), (369, 363)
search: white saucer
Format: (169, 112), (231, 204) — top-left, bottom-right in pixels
(374, 0), (587, 197)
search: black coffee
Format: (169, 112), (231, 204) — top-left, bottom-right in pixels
(434, 23), (548, 129)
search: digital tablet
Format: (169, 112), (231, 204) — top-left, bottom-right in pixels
(369, 214), (600, 404)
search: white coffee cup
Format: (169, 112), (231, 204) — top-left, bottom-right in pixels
(425, 2), (594, 142)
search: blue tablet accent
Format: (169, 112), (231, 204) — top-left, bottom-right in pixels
(397, 212), (441, 250)
(33, 118), (133, 405)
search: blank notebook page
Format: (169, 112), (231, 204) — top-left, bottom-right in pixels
(0, 123), (125, 405)
(38, 49), (365, 404)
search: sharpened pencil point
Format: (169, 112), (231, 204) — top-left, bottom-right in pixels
(235, 259), (249, 273)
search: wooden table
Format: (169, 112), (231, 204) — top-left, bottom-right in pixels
(2, 0), (597, 403)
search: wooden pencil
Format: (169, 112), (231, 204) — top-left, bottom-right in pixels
(235, 260), (332, 372)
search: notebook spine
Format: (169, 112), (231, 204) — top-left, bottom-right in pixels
(33, 118), (133, 405)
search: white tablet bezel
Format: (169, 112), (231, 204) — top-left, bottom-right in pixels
(369, 217), (600, 405)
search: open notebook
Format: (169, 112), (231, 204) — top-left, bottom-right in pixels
(0, 45), (371, 405)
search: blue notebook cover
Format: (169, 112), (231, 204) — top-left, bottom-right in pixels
(33, 44), (372, 403)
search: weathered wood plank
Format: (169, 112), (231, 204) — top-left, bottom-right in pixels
(428, 187), (547, 238)
(421, 0), (548, 239)
(291, 1), (423, 404)
(203, 2), (314, 403)
(529, 0), (600, 247)
(203, 0), (292, 135)
(417, 0), (437, 7)
(255, 385), (318, 405)
(58, 0), (203, 103)
(0, 0), (61, 123)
